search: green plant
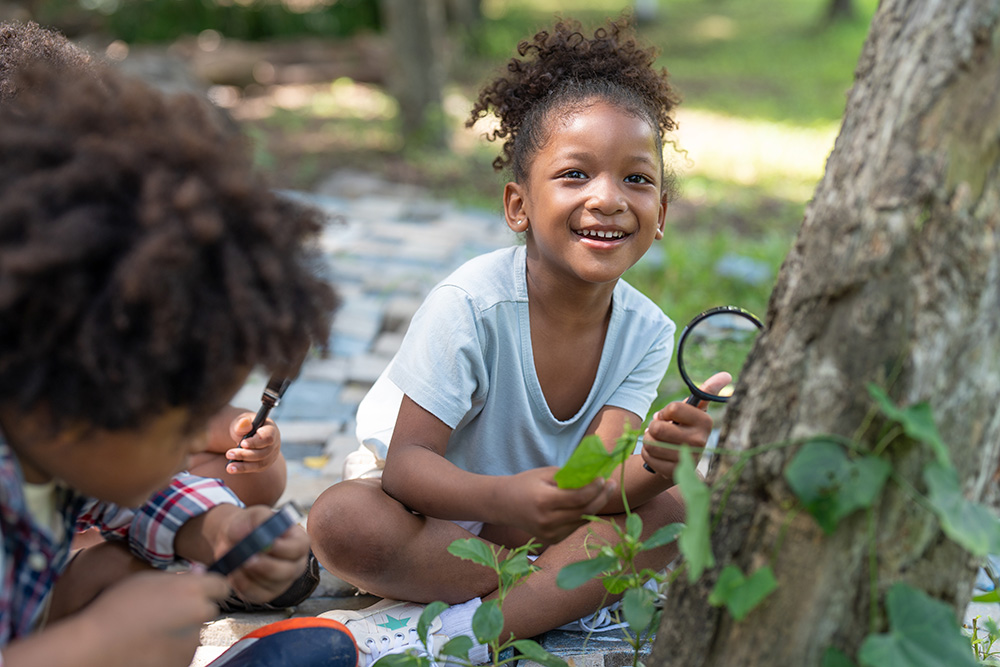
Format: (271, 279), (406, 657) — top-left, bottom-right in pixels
(968, 616), (1000, 664)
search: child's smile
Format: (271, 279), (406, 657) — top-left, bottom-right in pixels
(505, 100), (666, 291)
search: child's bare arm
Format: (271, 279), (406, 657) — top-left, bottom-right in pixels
(382, 395), (614, 544)
(2, 570), (227, 667)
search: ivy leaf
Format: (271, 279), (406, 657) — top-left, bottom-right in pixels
(626, 513), (644, 542)
(472, 599), (504, 644)
(448, 538), (496, 570)
(417, 601), (448, 645)
(374, 654), (431, 667)
(676, 446), (715, 581)
(923, 462), (1000, 557)
(439, 635), (473, 660)
(511, 640), (569, 667)
(857, 583), (980, 667)
(557, 553), (618, 590)
(708, 564), (777, 621)
(641, 523), (684, 551)
(554, 435), (629, 489)
(867, 385), (948, 466)
(821, 646), (857, 667)
(621, 585), (658, 634)
(785, 439), (890, 534)
(499, 551), (534, 589)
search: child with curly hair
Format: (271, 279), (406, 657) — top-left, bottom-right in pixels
(310, 17), (728, 664)
(0, 56), (337, 665)
(0, 20), (293, 509)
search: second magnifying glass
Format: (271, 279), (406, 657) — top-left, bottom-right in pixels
(643, 305), (764, 473)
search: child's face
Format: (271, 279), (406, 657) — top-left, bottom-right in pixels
(504, 99), (667, 289)
(24, 407), (212, 507)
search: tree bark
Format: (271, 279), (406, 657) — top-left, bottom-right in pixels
(379, 0), (449, 150)
(652, 0), (1000, 665)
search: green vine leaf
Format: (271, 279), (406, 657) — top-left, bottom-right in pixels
(439, 635), (473, 660)
(707, 564), (777, 621)
(554, 435), (629, 489)
(857, 583), (980, 667)
(498, 550), (535, 589)
(417, 601), (448, 645)
(621, 585), (658, 634)
(472, 599), (504, 644)
(785, 439), (891, 534)
(923, 462), (1000, 557)
(511, 640), (569, 667)
(448, 538), (496, 570)
(557, 553), (617, 590)
(375, 653), (431, 667)
(641, 523), (684, 551)
(676, 446), (714, 581)
(867, 385), (948, 466)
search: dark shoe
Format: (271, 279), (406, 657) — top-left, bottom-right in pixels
(218, 550), (321, 613)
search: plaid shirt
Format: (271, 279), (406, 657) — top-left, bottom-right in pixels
(0, 430), (242, 649)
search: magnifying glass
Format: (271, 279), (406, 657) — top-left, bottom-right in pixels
(643, 305), (764, 473)
(676, 305), (763, 404)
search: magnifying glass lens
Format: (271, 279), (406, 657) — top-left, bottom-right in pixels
(678, 307), (763, 404)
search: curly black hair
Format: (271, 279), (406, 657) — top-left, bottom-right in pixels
(0, 21), (94, 104)
(0, 61), (338, 433)
(467, 18), (680, 185)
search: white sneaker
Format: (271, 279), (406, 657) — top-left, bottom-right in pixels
(319, 599), (448, 667)
(557, 578), (663, 634)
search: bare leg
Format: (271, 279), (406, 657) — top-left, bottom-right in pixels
(308, 478), (504, 604)
(47, 540), (153, 623)
(188, 452), (287, 507)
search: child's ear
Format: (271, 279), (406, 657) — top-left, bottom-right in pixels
(655, 190), (668, 240)
(503, 182), (530, 233)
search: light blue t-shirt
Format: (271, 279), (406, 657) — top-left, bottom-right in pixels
(357, 245), (675, 477)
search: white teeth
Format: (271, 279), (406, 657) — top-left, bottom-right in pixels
(579, 229), (625, 239)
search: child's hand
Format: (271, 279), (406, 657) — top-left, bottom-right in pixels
(79, 570), (228, 667)
(502, 467), (617, 544)
(225, 412), (281, 475)
(217, 505), (311, 604)
(641, 372), (732, 482)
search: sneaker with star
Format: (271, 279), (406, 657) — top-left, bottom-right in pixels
(319, 599), (449, 667)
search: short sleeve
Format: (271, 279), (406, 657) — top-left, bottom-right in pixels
(387, 285), (489, 429)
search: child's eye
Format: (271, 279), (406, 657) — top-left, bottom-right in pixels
(560, 170), (587, 179)
(625, 174), (653, 185)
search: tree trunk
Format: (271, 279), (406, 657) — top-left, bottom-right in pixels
(379, 0), (449, 151)
(652, 0), (1000, 665)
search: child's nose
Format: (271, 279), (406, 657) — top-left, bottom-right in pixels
(586, 176), (627, 215)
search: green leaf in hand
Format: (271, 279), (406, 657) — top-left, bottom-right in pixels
(708, 564), (777, 621)
(554, 435), (630, 489)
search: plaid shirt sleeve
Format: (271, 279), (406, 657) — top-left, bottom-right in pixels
(77, 473), (243, 569)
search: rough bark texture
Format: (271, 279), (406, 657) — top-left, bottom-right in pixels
(652, 1), (1000, 665)
(379, 0), (449, 149)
